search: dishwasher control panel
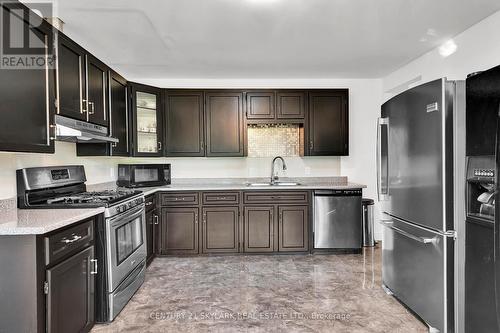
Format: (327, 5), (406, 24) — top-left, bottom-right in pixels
(315, 189), (362, 196)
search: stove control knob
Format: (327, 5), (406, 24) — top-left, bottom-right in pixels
(116, 206), (122, 213)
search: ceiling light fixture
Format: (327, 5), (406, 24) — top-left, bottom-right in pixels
(438, 39), (457, 58)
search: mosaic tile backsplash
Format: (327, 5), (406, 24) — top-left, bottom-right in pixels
(247, 124), (304, 157)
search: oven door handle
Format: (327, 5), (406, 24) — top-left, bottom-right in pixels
(109, 204), (145, 226)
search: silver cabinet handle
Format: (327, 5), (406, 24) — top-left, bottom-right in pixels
(158, 142), (162, 151)
(88, 101), (95, 114)
(309, 140), (313, 150)
(146, 202), (153, 206)
(82, 99), (88, 114)
(61, 234), (82, 244)
(90, 259), (98, 275)
(154, 215), (159, 225)
(200, 141), (204, 150)
(379, 220), (435, 244)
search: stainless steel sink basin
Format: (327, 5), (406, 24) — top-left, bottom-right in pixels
(246, 181), (301, 187)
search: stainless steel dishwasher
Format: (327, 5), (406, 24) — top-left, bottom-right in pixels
(313, 189), (362, 250)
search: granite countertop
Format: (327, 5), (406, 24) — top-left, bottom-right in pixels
(0, 177), (365, 236)
(119, 177), (367, 196)
(0, 199), (104, 236)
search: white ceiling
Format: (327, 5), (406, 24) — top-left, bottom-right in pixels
(24, 0), (500, 79)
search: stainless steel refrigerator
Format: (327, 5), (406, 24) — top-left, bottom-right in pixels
(377, 78), (466, 333)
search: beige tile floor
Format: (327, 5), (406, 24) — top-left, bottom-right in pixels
(92, 245), (426, 333)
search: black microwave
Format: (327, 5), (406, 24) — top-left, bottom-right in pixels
(117, 164), (171, 188)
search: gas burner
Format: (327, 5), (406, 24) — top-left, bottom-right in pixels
(44, 189), (142, 206)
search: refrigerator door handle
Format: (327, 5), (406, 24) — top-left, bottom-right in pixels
(380, 220), (436, 244)
(377, 117), (389, 201)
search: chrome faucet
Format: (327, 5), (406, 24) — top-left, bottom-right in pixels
(270, 156), (287, 184)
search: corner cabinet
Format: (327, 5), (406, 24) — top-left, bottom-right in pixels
(130, 83), (163, 156)
(205, 91), (245, 157)
(308, 90), (349, 156)
(0, 3), (56, 153)
(165, 90), (205, 157)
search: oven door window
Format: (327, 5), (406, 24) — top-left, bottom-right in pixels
(134, 168), (159, 183)
(115, 216), (143, 265)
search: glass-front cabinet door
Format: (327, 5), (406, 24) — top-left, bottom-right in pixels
(130, 83), (163, 156)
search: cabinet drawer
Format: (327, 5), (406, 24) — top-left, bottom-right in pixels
(160, 192), (199, 206)
(45, 219), (94, 266)
(202, 192), (240, 205)
(145, 194), (156, 212)
(244, 191), (308, 204)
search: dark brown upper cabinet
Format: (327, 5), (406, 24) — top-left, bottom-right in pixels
(57, 33), (109, 127)
(205, 91), (245, 157)
(165, 91), (205, 157)
(0, 3), (56, 153)
(246, 91), (275, 120)
(76, 70), (129, 157)
(276, 91), (306, 120)
(85, 55), (108, 126)
(308, 90), (349, 156)
(57, 33), (86, 121)
(108, 71), (130, 156)
(130, 82), (163, 157)
(245, 90), (306, 122)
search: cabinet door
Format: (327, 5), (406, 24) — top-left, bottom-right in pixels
(202, 207), (239, 253)
(57, 33), (87, 121)
(165, 91), (205, 156)
(308, 91), (348, 156)
(276, 91), (306, 120)
(160, 207), (199, 254)
(109, 71), (129, 156)
(278, 206), (308, 252)
(130, 83), (163, 156)
(146, 209), (155, 264)
(465, 221), (497, 331)
(0, 4), (55, 153)
(86, 55), (108, 126)
(46, 246), (95, 333)
(246, 91), (275, 120)
(205, 92), (244, 157)
(244, 206), (274, 253)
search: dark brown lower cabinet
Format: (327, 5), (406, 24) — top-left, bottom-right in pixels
(278, 206), (309, 252)
(146, 209), (159, 264)
(160, 207), (199, 255)
(202, 207), (239, 253)
(46, 245), (95, 333)
(244, 206), (274, 253)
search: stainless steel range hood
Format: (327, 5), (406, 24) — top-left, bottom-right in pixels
(55, 115), (119, 144)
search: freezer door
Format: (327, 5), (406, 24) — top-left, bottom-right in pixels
(381, 215), (453, 332)
(381, 78), (449, 232)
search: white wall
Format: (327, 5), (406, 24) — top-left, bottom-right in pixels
(383, 11), (500, 98)
(0, 78), (381, 207)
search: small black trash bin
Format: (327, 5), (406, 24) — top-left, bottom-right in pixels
(362, 198), (375, 247)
